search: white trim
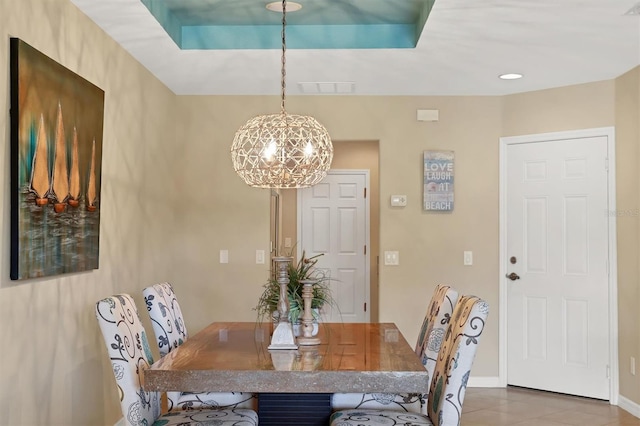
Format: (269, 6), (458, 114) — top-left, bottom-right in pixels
(606, 128), (619, 405)
(297, 169), (371, 322)
(499, 127), (618, 403)
(618, 395), (640, 418)
(114, 417), (125, 426)
(468, 376), (502, 388)
(498, 140), (508, 388)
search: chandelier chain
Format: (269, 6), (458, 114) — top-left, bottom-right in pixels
(280, 0), (287, 114)
(230, 0), (333, 188)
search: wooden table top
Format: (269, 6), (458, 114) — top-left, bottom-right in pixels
(142, 322), (429, 394)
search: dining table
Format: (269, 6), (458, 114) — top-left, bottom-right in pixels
(142, 321), (428, 425)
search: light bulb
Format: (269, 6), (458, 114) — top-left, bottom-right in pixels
(304, 142), (314, 157)
(264, 140), (277, 161)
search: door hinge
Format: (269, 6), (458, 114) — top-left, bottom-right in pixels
(364, 187), (367, 198)
(364, 302), (367, 312)
(606, 365), (610, 378)
(364, 245), (367, 255)
(605, 157), (609, 172)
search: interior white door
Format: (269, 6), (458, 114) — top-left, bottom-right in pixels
(298, 170), (369, 323)
(506, 136), (610, 400)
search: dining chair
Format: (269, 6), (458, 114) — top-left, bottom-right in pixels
(142, 282), (256, 411)
(95, 294), (258, 426)
(330, 284), (459, 414)
(329, 294), (489, 426)
(415, 284), (460, 383)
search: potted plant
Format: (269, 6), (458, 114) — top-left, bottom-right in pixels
(255, 251), (334, 329)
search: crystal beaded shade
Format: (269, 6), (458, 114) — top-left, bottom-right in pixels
(230, 0), (333, 189)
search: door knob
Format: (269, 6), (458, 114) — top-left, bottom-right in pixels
(506, 272), (520, 281)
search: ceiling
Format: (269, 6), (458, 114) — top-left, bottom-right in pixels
(70, 0), (640, 96)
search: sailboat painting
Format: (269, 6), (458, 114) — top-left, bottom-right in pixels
(9, 38), (105, 280)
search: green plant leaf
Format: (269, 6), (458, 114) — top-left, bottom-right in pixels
(254, 251), (337, 324)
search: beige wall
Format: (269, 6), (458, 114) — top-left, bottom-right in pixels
(172, 96), (273, 333)
(0, 0), (181, 424)
(0, 1), (639, 425)
(188, 95), (504, 378)
(502, 81), (615, 136)
(614, 67), (640, 403)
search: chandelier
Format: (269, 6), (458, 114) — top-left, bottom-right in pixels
(230, 0), (333, 189)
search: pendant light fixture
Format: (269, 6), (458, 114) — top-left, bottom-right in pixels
(231, 0), (333, 189)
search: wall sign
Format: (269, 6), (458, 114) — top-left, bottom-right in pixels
(423, 150), (454, 212)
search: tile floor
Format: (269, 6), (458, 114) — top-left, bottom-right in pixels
(462, 386), (640, 426)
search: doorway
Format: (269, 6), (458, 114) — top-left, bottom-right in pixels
(500, 127), (618, 401)
(277, 140), (380, 322)
(298, 170), (370, 322)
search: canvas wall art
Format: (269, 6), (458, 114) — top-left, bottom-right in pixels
(10, 38), (105, 280)
(423, 150), (454, 212)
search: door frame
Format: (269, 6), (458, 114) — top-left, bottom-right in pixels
(296, 169), (371, 322)
(498, 127), (618, 403)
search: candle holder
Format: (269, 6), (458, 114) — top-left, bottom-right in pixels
(297, 279), (321, 345)
(268, 256), (298, 350)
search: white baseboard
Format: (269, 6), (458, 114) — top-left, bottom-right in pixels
(114, 417), (125, 426)
(468, 376), (502, 388)
(618, 395), (640, 418)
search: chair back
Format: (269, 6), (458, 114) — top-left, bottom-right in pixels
(415, 284), (459, 382)
(142, 282), (257, 412)
(95, 294), (161, 426)
(427, 295), (489, 426)
(143, 282), (188, 357)
(331, 285), (459, 415)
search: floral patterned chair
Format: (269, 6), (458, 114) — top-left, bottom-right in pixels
(330, 284), (459, 414)
(330, 294), (488, 426)
(415, 285), (460, 384)
(143, 282), (256, 412)
(95, 294), (258, 426)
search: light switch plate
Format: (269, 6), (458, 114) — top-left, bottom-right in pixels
(384, 251), (400, 265)
(464, 251), (473, 266)
(219, 249), (229, 264)
(390, 195), (407, 207)
(256, 250), (265, 264)
(417, 109), (439, 122)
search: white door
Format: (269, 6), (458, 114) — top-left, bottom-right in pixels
(506, 136), (610, 400)
(298, 170), (370, 323)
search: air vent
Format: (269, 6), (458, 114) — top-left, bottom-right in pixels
(298, 82), (355, 94)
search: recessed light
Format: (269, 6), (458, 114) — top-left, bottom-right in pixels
(499, 73), (523, 80)
(266, 2), (302, 12)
